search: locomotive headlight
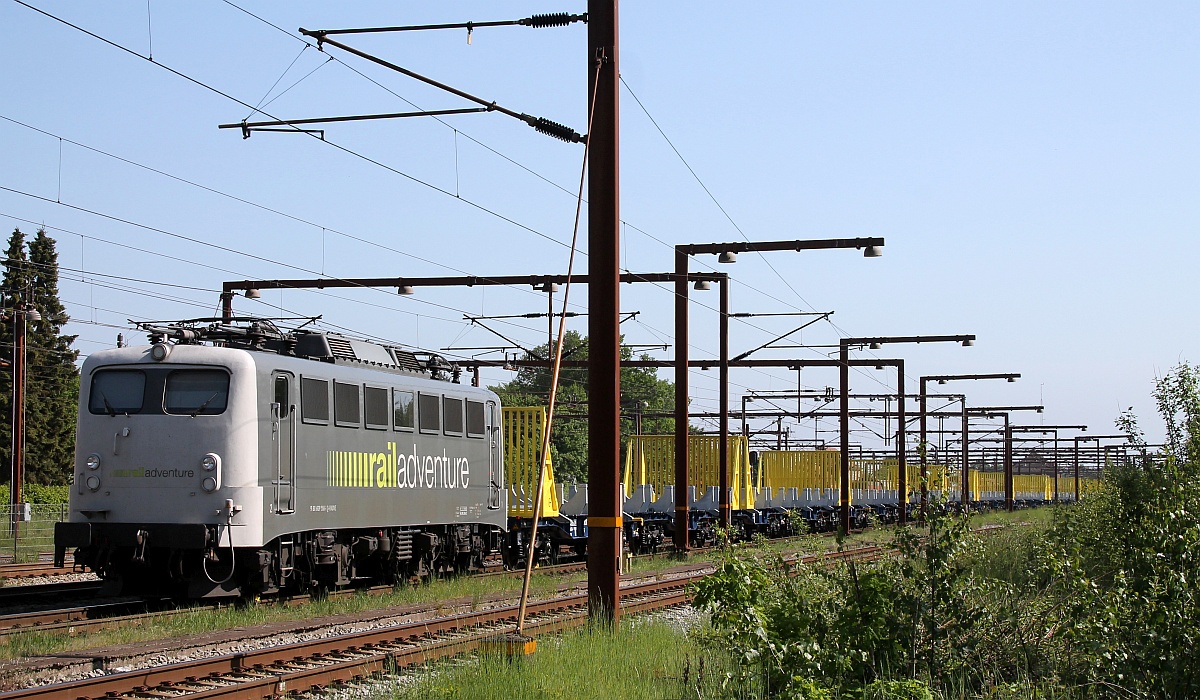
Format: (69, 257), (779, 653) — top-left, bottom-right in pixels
(85, 453), (101, 470)
(85, 475), (101, 491)
(200, 453), (221, 492)
(150, 342), (171, 361)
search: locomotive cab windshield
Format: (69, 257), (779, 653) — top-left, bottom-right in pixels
(88, 368), (230, 417)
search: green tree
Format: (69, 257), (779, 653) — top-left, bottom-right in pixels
(0, 229), (79, 485)
(1050, 363), (1200, 697)
(27, 230), (79, 483)
(489, 330), (676, 483)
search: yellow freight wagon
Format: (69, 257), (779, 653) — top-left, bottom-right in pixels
(622, 435), (755, 510)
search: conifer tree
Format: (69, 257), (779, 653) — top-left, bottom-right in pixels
(0, 229), (78, 485)
(27, 230), (79, 484)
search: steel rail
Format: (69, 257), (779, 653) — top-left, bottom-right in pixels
(0, 580), (101, 606)
(0, 558), (77, 580)
(4, 546), (884, 699)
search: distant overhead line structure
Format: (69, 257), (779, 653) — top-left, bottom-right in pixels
(918, 373), (1019, 518)
(673, 236), (884, 547)
(841, 335), (976, 532)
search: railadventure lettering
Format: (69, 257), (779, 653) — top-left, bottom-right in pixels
(327, 442), (470, 489)
(111, 468), (196, 478)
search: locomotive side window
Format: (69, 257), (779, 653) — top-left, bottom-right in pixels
(164, 370), (229, 415)
(393, 390), (415, 431)
(334, 381), (361, 428)
(465, 400), (486, 438)
(364, 386), (389, 430)
(301, 377), (329, 424)
(273, 375), (290, 418)
(443, 396), (464, 436)
(89, 369), (146, 415)
(418, 392), (440, 434)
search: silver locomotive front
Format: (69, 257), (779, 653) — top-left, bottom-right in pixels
(55, 342), (262, 597)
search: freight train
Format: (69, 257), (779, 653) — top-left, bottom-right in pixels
(54, 317), (1092, 600)
(55, 318), (508, 598)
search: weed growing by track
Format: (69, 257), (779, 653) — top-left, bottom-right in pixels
(375, 619), (729, 700)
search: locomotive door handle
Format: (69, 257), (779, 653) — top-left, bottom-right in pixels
(281, 407), (297, 514)
(113, 427), (130, 455)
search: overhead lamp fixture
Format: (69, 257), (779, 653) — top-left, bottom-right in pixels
(537, 282), (560, 293)
(937, 379), (947, 385)
(693, 280), (712, 291)
(718, 251), (737, 264)
(24, 309), (41, 322)
(397, 285), (415, 295)
(1036, 407), (1044, 413)
(245, 288), (261, 299)
(962, 338), (975, 347)
(864, 245), (883, 258)
(1007, 376), (1016, 382)
(875, 364), (884, 370)
(868, 341), (882, 350)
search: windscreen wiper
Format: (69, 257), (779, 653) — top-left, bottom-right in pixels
(190, 393), (220, 418)
(97, 391), (117, 417)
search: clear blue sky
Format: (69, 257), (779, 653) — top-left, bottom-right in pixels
(1, 1), (1196, 448)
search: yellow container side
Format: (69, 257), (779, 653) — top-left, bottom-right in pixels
(622, 435), (754, 510)
(503, 406), (561, 518)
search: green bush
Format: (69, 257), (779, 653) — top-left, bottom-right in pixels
(0, 483), (69, 505)
(693, 363), (1200, 699)
(859, 679), (933, 700)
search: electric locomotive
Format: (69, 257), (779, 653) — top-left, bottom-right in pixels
(55, 318), (507, 598)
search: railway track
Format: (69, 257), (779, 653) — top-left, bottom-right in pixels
(0, 580), (102, 608)
(0, 545), (882, 699)
(0, 525), (905, 645)
(0, 558), (78, 581)
(0, 533), (812, 640)
(0, 561), (589, 641)
(0, 524), (988, 643)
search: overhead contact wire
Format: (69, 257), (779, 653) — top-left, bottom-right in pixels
(11, 0), (578, 254)
(218, 3), (863, 393)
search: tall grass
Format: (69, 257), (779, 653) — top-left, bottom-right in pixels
(376, 619), (728, 700)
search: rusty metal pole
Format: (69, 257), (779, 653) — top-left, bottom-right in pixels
(1003, 414), (1014, 512)
(1074, 437), (1081, 501)
(1052, 429), (1059, 503)
(9, 308), (26, 539)
(673, 247), (689, 553)
(220, 291), (234, 323)
(919, 377), (928, 521)
(547, 285), (554, 352)
(960, 399), (970, 509)
(718, 275), (730, 529)
(896, 361), (907, 525)
(586, 0), (621, 624)
(839, 340), (851, 534)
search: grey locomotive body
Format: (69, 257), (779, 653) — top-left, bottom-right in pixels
(55, 321), (507, 598)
